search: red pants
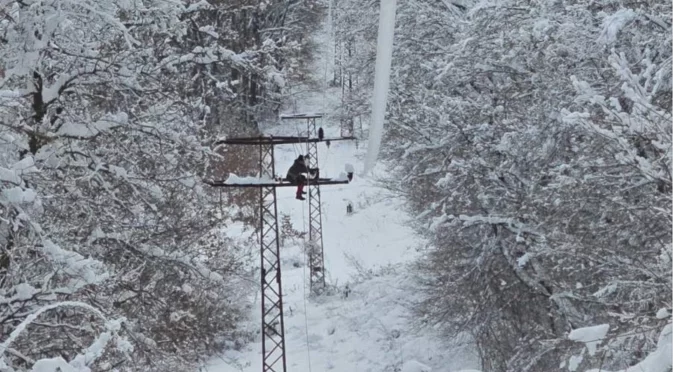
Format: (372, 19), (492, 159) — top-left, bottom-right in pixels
(294, 175), (307, 197)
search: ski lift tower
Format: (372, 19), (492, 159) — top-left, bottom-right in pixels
(280, 113), (357, 294)
(205, 134), (354, 372)
(281, 113), (327, 294)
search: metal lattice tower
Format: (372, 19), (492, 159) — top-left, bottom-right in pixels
(206, 133), (355, 372)
(305, 116), (326, 295)
(258, 142), (287, 372)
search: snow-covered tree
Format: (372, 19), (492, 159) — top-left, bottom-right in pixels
(330, 0), (378, 135)
(332, 0), (671, 369)
(0, 0), (322, 370)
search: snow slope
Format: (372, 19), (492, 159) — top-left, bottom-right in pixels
(204, 21), (479, 372)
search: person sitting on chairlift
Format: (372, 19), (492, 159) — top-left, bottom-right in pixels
(286, 155), (318, 201)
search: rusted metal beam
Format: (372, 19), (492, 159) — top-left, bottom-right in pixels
(204, 179), (349, 188)
(279, 113), (325, 119)
(214, 136), (356, 146)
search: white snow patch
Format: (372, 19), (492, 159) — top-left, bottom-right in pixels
(30, 357), (77, 372)
(182, 283), (194, 294)
(13, 283), (37, 301)
(56, 112), (128, 137)
(517, 252), (531, 268)
(334, 171), (350, 181)
(40, 239), (109, 290)
(147, 246), (220, 282)
(185, 0), (213, 12)
(0, 283), (38, 305)
(268, 71), (285, 88)
(179, 176), (197, 188)
(568, 352), (583, 371)
(224, 174), (276, 184)
(12, 156), (39, 174)
(108, 165), (128, 178)
(593, 283), (618, 297)
(0, 90), (20, 98)
(0, 167), (21, 184)
(206, 270), (477, 372)
(568, 324), (610, 356)
(656, 308), (670, 319)
(598, 9), (637, 44)
(199, 25), (219, 38)
(2, 187), (37, 204)
(532, 18), (552, 40)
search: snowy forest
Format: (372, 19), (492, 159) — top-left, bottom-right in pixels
(331, 0), (672, 370)
(0, 0), (671, 371)
(0, 0), (322, 370)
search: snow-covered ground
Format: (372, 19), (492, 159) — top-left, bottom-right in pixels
(205, 126), (478, 372)
(204, 21), (480, 372)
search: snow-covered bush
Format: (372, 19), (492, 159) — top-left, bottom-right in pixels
(332, 0), (671, 370)
(0, 0), (322, 370)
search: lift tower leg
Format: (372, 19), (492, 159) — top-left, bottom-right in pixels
(259, 143), (287, 372)
(306, 117), (326, 295)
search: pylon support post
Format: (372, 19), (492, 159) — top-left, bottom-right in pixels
(258, 141), (287, 372)
(279, 114), (329, 295)
(306, 117), (326, 295)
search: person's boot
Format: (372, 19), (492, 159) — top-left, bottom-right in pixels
(296, 194), (306, 201)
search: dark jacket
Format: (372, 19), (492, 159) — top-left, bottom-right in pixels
(287, 157), (309, 180)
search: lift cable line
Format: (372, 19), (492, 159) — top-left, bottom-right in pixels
(204, 117), (355, 372)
